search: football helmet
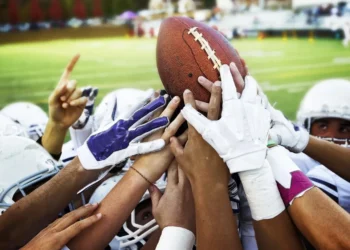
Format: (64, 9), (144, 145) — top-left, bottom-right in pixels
(89, 173), (167, 250)
(0, 136), (61, 215)
(297, 79), (350, 146)
(0, 114), (28, 137)
(1, 102), (48, 141)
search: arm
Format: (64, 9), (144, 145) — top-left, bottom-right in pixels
(171, 87), (242, 250)
(68, 96), (186, 250)
(149, 160), (196, 250)
(304, 136), (350, 182)
(288, 187), (350, 250)
(0, 157), (99, 249)
(42, 54), (88, 155)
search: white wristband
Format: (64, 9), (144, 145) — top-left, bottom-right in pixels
(239, 160), (285, 221)
(156, 226), (195, 250)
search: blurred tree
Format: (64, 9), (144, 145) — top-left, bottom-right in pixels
(62, 0), (74, 19)
(8, 0), (19, 24)
(49, 0), (63, 20)
(92, 0), (103, 17)
(73, 0), (87, 19)
(30, 0), (44, 22)
(203, 0), (216, 8)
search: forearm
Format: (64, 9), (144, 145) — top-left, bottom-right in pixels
(141, 229), (161, 250)
(0, 157), (98, 249)
(288, 187), (350, 250)
(42, 120), (68, 155)
(68, 169), (150, 250)
(192, 181), (241, 250)
(253, 211), (303, 250)
(304, 136), (350, 181)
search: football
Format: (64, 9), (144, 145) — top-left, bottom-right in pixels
(156, 17), (247, 103)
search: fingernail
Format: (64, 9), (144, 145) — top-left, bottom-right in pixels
(85, 203), (92, 207)
(214, 82), (221, 87)
(62, 103), (68, 109)
(198, 76), (204, 83)
(96, 213), (102, 219)
(184, 89), (191, 94)
(92, 202), (98, 207)
(230, 62), (236, 67)
(61, 96), (66, 101)
(173, 96), (180, 103)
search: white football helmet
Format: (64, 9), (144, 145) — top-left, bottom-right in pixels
(297, 79), (350, 145)
(89, 173), (167, 250)
(1, 102), (48, 141)
(93, 88), (155, 132)
(0, 136), (61, 215)
(0, 114), (28, 137)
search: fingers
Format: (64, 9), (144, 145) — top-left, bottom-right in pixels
(134, 139), (166, 155)
(183, 89), (197, 108)
(195, 100), (209, 113)
(58, 212), (102, 245)
(241, 75), (258, 103)
(198, 76), (215, 93)
(181, 104), (210, 135)
(59, 54), (80, 83)
(67, 88), (83, 105)
(177, 130), (188, 145)
(178, 163), (190, 187)
(170, 137), (185, 166)
(207, 82), (222, 121)
(159, 96), (180, 119)
(55, 203), (99, 231)
(221, 64), (238, 102)
(161, 112), (185, 143)
(167, 159), (179, 186)
(129, 116), (170, 142)
(60, 80), (77, 102)
(149, 184), (163, 210)
(230, 62), (245, 93)
(69, 97), (88, 108)
(127, 95), (168, 129)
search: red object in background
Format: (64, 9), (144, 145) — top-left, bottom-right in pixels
(8, 0), (19, 24)
(49, 0), (63, 21)
(92, 0), (103, 17)
(30, 0), (44, 22)
(74, 0), (87, 19)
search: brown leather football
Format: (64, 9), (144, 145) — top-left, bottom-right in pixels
(156, 17), (246, 103)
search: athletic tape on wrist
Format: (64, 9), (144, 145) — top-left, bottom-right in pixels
(239, 160), (285, 221)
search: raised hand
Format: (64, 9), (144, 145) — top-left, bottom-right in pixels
(181, 64), (270, 173)
(21, 203), (102, 250)
(48, 54), (88, 129)
(149, 160), (195, 233)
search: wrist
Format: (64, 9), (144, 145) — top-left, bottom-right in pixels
(42, 120), (68, 155)
(239, 160), (285, 220)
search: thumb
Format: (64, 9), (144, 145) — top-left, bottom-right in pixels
(148, 185), (162, 209)
(170, 137), (186, 166)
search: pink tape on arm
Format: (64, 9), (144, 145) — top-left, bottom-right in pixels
(277, 171), (314, 207)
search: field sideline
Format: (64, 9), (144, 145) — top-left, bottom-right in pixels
(0, 37), (349, 120)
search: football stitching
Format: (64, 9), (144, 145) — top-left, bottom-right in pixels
(187, 27), (222, 71)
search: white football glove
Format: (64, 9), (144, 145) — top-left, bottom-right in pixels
(268, 104), (309, 153)
(181, 65), (270, 173)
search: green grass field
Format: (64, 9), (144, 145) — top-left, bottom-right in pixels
(0, 37), (349, 119)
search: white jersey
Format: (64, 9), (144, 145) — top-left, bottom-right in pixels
(289, 152), (319, 174)
(307, 165), (350, 213)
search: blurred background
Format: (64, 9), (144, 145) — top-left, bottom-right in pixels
(0, 0), (349, 119)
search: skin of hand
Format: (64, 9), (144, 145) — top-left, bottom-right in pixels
(67, 97), (188, 250)
(170, 87), (242, 250)
(195, 62), (248, 113)
(21, 203), (102, 250)
(149, 159), (195, 233)
(42, 54), (88, 155)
